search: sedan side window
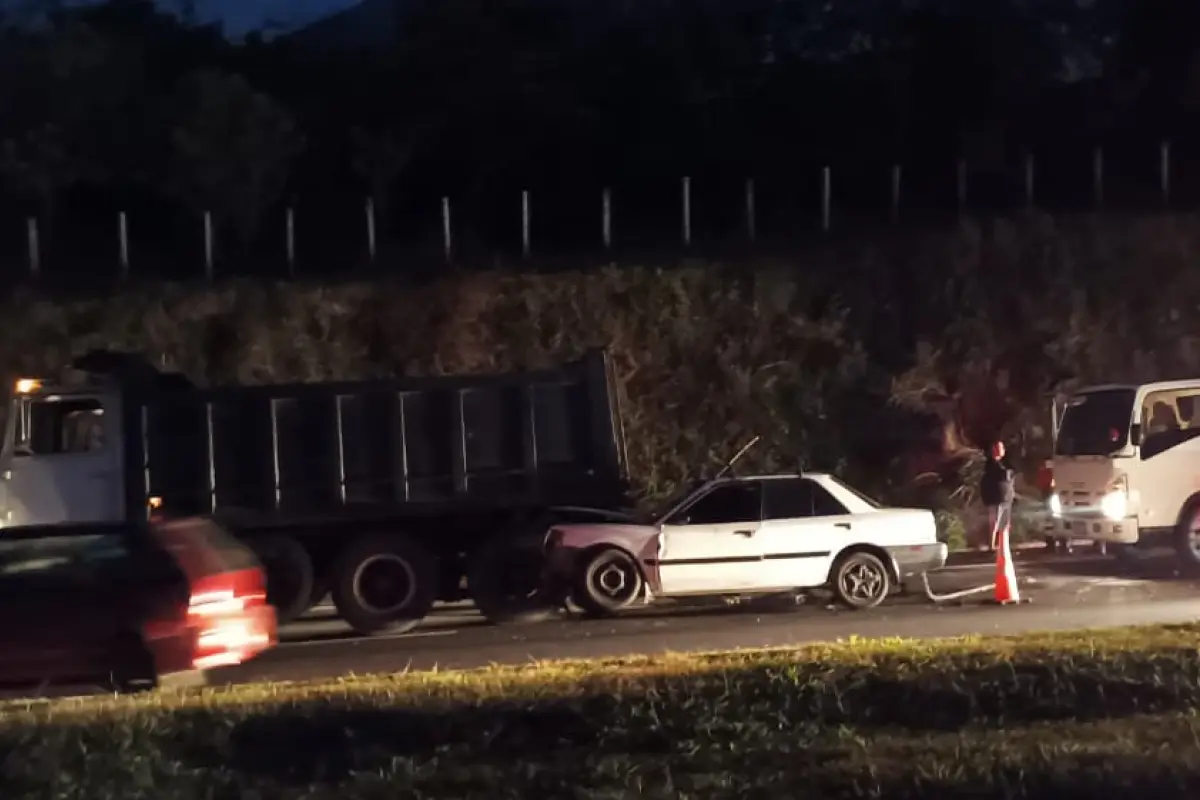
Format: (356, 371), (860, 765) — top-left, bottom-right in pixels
(762, 478), (849, 519)
(809, 480), (849, 516)
(672, 482), (762, 525)
(763, 478), (814, 519)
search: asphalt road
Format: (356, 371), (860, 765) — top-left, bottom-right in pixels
(216, 548), (1200, 685)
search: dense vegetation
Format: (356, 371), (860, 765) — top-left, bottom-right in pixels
(5, 212), (1200, 537)
(7, 624), (1200, 797)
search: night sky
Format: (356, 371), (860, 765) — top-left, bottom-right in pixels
(0, 0), (363, 36)
(195, 0), (358, 35)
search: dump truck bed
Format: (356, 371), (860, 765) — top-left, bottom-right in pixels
(134, 351), (627, 524)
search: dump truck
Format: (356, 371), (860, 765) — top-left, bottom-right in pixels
(0, 350), (631, 634)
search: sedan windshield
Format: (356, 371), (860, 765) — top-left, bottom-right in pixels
(1055, 389), (1136, 457)
(650, 480), (708, 522)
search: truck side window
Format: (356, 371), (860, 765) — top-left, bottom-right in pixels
(1141, 390), (1200, 459)
(23, 399), (105, 455)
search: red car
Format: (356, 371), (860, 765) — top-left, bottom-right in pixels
(0, 516), (277, 695)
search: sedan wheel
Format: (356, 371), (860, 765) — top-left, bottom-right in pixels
(574, 548), (644, 617)
(831, 552), (890, 610)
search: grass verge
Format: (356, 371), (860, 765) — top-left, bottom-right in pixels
(7, 624), (1200, 798)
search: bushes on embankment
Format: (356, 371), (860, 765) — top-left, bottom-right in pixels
(5, 212), (1200, 520)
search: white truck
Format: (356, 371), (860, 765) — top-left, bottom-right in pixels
(1045, 380), (1200, 565)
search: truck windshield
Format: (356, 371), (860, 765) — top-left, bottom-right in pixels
(1055, 389), (1136, 456)
(7, 396), (104, 455)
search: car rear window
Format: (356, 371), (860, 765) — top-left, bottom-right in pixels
(152, 518), (260, 576)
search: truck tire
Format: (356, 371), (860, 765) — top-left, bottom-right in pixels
(251, 534), (316, 626)
(331, 535), (438, 636)
(468, 538), (561, 625)
(573, 547), (644, 617)
(1175, 504), (1200, 570)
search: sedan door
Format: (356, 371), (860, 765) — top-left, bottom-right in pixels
(656, 481), (766, 596)
(754, 478), (857, 589)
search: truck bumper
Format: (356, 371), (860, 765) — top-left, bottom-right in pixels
(1047, 515), (1139, 544)
(885, 542), (948, 578)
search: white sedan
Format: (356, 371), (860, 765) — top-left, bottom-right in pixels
(541, 473), (947, 615)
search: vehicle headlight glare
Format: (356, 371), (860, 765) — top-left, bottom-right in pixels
(1100, 489), (1127, 521)
(1048, 493), (1062, 518)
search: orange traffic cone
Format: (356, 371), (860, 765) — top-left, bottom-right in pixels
(993, 506), (1020, 604)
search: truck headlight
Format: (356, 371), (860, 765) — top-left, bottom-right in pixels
(1048, 493), (1062, 518)
(1100, 489), (1127, 521)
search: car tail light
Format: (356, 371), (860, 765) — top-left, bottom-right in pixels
(545, 527), (565, 550)
(188, 588), (265, 618)
(187, 573), (274, 670)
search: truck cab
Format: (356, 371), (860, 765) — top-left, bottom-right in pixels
(0, 377), (131, 530)
(1046, 380), (1200, 564)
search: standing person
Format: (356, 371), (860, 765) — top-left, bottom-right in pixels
(979, 441), (1015, 552)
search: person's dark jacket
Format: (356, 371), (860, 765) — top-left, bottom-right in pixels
(981, 457), (1014, 507)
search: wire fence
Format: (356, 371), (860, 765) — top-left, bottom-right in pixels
(0, 139), (1194, 289)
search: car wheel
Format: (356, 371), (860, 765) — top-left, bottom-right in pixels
(331, 535), (438, 636)
(109, 633), (158, 694)
(574, 547), (644, 617)
(830, 551), (891, 610)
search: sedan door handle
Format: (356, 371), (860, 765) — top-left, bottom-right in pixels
(835, 522), (851, 529)
(733, 529), (755, 537)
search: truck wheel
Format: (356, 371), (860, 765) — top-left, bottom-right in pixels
(468, 538), (562, 625)
(331, 536), (437, 636)
(1174, 506), (1200, 570)
(573, 547), (644, 617)
(251, 534), (316, 626)
(830, 551), (891, 610)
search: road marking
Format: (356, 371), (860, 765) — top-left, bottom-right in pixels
(278, 629), (458, 649)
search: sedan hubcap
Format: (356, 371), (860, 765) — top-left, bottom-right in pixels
(590, 557), (639, 605)
(841, 562), (884, 602)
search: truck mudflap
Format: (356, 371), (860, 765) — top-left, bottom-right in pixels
(1048, 516), (1139, 544)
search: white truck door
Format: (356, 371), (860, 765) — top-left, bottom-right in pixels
(2, 393), (125, 527)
